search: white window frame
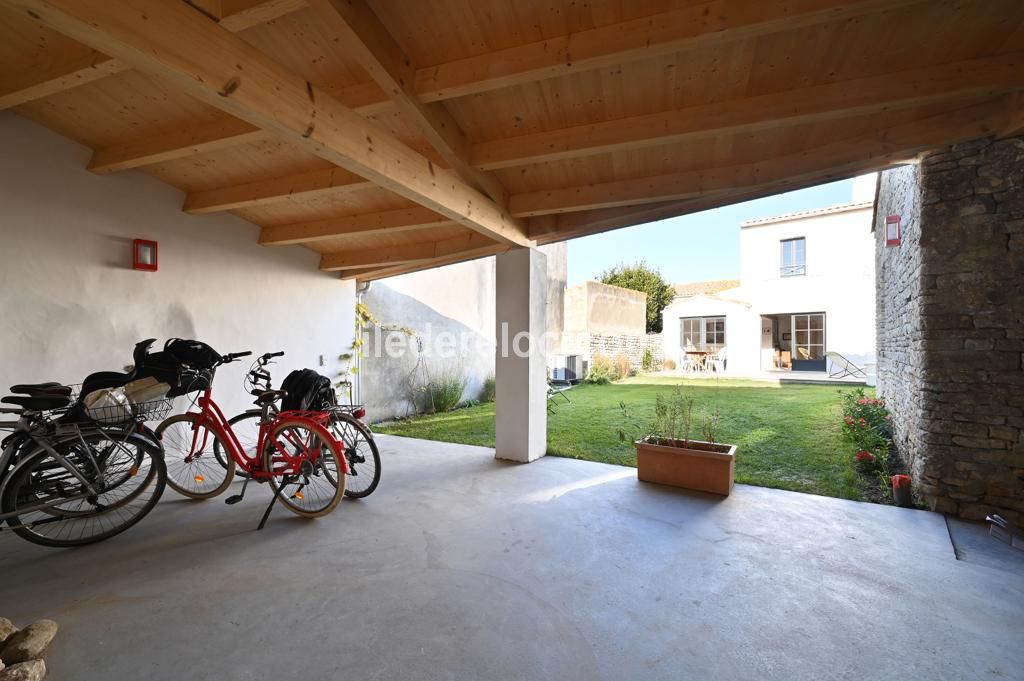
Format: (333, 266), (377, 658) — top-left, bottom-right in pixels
(780, 237), (806, 277)
(791, 313), (825, 361)
(680, 316), (726, 352)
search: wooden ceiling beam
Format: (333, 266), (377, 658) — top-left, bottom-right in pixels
(0, 47), (123, 110)
(0, 0), (307, 110)
(509, 95), (1021, 217)
(10, 0), (530, 245)
(319, 231), (497, 270)
(530, 188), (797, 245)
(183, 167), (372, 214)
(86, 80), (390, 174)
(259, 206), (453, 245)
(89, 116), (265, 174)
(340, 243), (510, 281)
(306, 0), (508, 205)
(217, 0), (307, 31)
(413, 0), (923, 102)
(473, 52), (1024, 170)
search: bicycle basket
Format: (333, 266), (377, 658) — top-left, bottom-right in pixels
(83, 388), (174, 424)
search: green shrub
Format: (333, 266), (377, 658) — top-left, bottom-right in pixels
(839, 388), (893, 472)
(480, 374), (496, 402)
(585, 353), (619, 384)
(641, 347), (654, 372)
(420, 366), (468, 413)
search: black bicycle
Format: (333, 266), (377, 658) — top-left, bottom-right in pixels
(215, 352), (381, 499)
(0, 382), (168, 548)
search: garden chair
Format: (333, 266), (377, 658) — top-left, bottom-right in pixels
(547, 379), (572, 412)
(679, 353), (698, 374)
(825, 351), (867, 379)
(711, 347), (727, 374)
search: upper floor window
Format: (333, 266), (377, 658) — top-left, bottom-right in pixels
(780, 237), (806, 277)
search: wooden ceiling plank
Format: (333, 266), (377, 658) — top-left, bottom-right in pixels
(413, 0), (924, 102)
(306, 0), (508, 205)
(319, 231), (497, 270)
(509, 95), (1020, 216)
(88, 81), (390, 174)
(0, 48), (124, 110)
(218, 0), (307, 32)
(339, 243), (509, 281)
(259, 206), (453, 245)
(0, 0), (308, 110)
(183, 167), (371, 214)
(89, 117), (267, 174)
(473, 51), (1024, 170)
(10, 0), (530, 245)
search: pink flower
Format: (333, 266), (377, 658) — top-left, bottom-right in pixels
(855, 451), (876, 463)
(857, 398), (869, 405)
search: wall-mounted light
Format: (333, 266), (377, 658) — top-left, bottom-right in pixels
(885, 215), (901, 247)
(133, 239), (158, 271)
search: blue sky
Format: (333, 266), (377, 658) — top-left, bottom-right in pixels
(567, 179), (856, 286)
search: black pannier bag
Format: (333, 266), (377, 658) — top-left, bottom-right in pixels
(280, 369), (334, 412)
(135, 339), (222, 397)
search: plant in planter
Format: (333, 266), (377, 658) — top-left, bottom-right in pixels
(618, 385), (736, 496)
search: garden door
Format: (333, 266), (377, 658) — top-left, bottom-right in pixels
(791, 313), (826, 371)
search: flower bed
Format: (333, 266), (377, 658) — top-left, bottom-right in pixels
(838, 388), (910, 505)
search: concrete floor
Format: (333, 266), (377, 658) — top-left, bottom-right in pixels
(1, 435), (1022, 681)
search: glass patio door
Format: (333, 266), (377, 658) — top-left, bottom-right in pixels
(791, 313), (825, 371)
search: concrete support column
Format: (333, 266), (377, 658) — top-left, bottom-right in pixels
(495, 248), (548, 462)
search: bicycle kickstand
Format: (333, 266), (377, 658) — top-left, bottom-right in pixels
(257, 474), (296, 531)
(225, 476), (250, 506)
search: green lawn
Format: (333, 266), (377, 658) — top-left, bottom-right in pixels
(376, 376), (867, 501)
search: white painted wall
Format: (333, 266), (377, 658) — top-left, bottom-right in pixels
(360, 242), (566, 422)
(0, 113), (355, 418)
(662, 196), (877, 374)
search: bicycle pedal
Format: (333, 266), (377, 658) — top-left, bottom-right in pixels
(224, 494), (244, 505)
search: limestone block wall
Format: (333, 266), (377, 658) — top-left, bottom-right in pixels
(588, 334), (664, 370)
(875, 135), (1024, 522)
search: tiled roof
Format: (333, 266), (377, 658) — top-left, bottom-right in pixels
(740, 201), (873, 227)
(673, 279), (740, 298)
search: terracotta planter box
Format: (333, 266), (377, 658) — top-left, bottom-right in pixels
(635, 437), (736, 496)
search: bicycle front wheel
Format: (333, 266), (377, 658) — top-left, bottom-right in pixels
(157, 413), (235, 499)
(1, 431), (166, 548)
(262, 419), (344, 518)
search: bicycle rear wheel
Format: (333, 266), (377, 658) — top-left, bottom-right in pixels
(157, 413), (235, 499)
(330, 413), (381, 498)
(262, 419), (344, 518)
(1, 431), (166, 548)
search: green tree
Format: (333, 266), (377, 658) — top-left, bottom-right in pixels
(599, 262), (675, 333)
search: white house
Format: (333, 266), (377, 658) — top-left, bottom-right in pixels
(661, 176), (877, 377)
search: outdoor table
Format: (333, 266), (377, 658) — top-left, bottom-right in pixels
(685, 351), (710, 372)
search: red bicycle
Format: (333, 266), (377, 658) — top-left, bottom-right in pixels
(156, 351), (346, 521)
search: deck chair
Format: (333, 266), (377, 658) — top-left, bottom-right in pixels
(825, 352), (867, 379)
(547, 379), (572, 412)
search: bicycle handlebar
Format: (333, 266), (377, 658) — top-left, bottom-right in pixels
(261, 351), (285, 360)
(221, 351), (253, 363)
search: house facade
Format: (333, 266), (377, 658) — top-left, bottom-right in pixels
(661, 179), (878, 376)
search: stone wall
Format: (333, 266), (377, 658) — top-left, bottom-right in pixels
(875, 135), (1024, 523)
(875, 165), (927, 483)
(589, 334), (664, 370)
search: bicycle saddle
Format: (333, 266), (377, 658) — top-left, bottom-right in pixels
(2, 394), (72, 411)
(253, 389), (287, 405)
(9, 382), (72, 396)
